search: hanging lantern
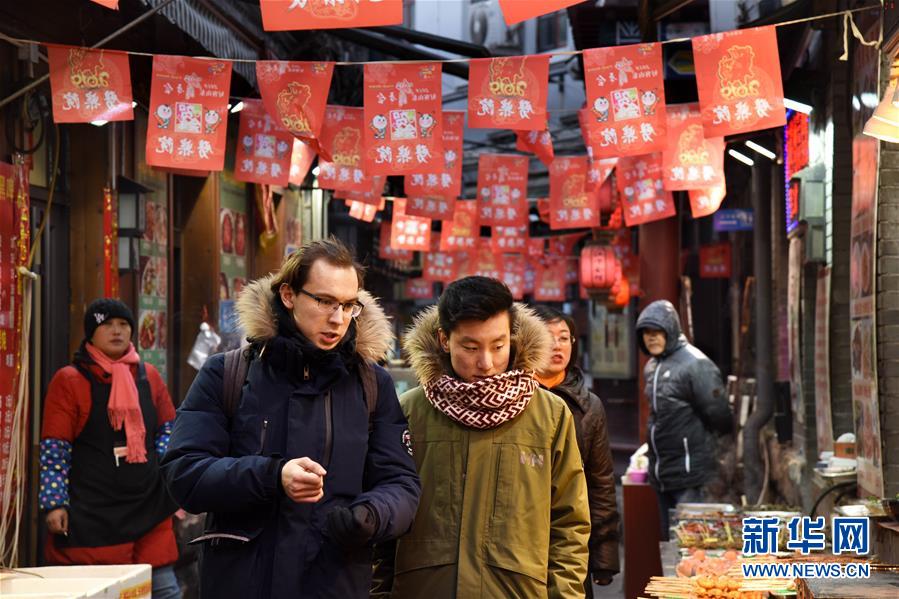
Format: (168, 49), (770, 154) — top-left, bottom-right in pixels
(579, 245), (620, 289)
(863, 73), (899, 143)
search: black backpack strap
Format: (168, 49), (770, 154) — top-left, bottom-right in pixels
(222, 348), (250, 421)
(359, 360), (379, 430)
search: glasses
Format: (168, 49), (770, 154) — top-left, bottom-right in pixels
(298, 289), (365, 318)
(551, 336), (573, 346)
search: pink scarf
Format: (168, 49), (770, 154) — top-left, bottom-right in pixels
(423, 370), (538, 430)
(86, 342), (147, 463)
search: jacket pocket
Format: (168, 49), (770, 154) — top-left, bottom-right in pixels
(489, 442), (551, 556)
(484, 540), (549, 599)
(404, 439), (459, 543)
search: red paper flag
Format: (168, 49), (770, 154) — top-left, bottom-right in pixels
(146, 56), (231, 171)
(662, 103), (725, 191)
(338, 176), (385, 206)
(234, 99), (293, 186)
(500, 254), (526, 299)
(257, 60), (334, 156)
(260, 0), (403, 31)
(468, 56), (550, 131)
(47, 46), (133, 123)
(491, 225), (529, 254)
(404, 278), (435, 300)
(440, 199), (480, 252)
(423, 240), (460, 282)
(90, 0), (119, 9)
(404, 110), (464, 199)
(689, 184), (727, 218)
(586, 157), (617, 192)
(477, 154), (529, 227)
(317, 106), (374, 193)
(470, 248), (502, 280)
(379, 221), (412, 263)
(390, 198), (431, 252)
(364, 63), (444, 176)
(289, 139), (316, 185)
(516, 129), (555, 166)
(699, 243), (732, 278)
(533, 260), (568, 301)
(406, 196), (455, 220)
(583, 43), (667, 158)
(528, 237), (545, 259)
(549, 156), (600, 230)
(498, 0), (584, 26)
(548, 232), (587, 257)
(348, 197), (384, 222)
(616, 154), (676, 227)
(692, 26), (786, 136)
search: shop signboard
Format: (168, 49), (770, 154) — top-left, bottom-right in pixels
(713, 209), (753, 232)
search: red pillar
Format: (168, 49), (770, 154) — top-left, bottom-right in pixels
(637, 216), (680, 444)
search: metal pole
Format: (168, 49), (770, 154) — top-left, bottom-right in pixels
(0, 0), (177, 110)
(743, 161), (775, 504)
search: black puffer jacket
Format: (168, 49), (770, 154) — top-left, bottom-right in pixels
(549, 367), (620, 578)
(636, 300), (731, 493)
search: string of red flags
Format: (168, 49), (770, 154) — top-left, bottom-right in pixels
(258, 0), (404, 32)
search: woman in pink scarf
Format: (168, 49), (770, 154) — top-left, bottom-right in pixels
(39, 298), (181, 599)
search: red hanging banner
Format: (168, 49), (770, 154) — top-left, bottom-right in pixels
(440, 199), (480, 252)
(528, 237), (545, 259)
(317, 106), (374, 193)
(0, 162), (16, 488)
(469, 248), (502, 280)
(404, 278), (435, 300)
(348, 197), (384, 222)
(259, 0), (403, 31)
(548, 232), (585, 258)
(235, 99), (293, 186)
(364, 63), (444, 176)
(500, 254), (526, 300)
(583, 43), (667, 158)
(692, 26), (786, 137)
(404, 110), (464, 200)
(516, 129), (555, 166)
(289, 139), (316, 185)
(468, 55), (550, 131)
(533, 260), (568, 302)
(423, 239), (460, 282)
(586, 157), (617, 192)
(498, 0), (584, 25)
(390, 198), (431, 252)
(102, 186), (119, 298)
(662, 103), (725, 190)
(688, 184), (727, 218)
(491, 225), (529, 254)
(616, 153), (676, 227)
(406, 196), (455, 220)
(90, 0), (119, 9)
(257, 60), (334, 157)
(146, 55), (232, 171)
(477, 154), (529, 227)
(699, 242), (732, 278)
(549, 156), (600, 230)
(337, 176), (385, 206)
(379, 221), (412, 263)
(47, 45), (133, 123)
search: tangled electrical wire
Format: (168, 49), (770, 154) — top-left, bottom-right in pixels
(4, 85), (54, 155)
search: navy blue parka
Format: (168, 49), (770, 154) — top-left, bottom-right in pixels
(161, 277), (421, 599)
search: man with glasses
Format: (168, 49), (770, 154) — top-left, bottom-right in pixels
(162, 237), (421, 599)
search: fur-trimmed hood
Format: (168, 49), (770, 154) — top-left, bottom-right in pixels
(235, 274), (394, 363)
(403, 303), (552, 386)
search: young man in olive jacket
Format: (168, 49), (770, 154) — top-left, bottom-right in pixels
(372, 276), (590, 598)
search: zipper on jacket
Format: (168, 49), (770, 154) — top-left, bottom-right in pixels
(651, 424), (662, 491)
(651, 360), (662, 412)
(322, 391), (333, 470)
(303, 365), (310, 380)
(259, 419), (268, 455)
(683, 437), (691, 474)
(651, 361), (663, 491)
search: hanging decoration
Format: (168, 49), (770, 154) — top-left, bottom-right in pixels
(390, 198), (431, 252)
(317, 106), (373, 193)
(689, 185), (727, 218)
(586, 157), (616, 192)
(289, 139), (316, 185)
(533, 260), (567, 301)
(583, 43), (667, 158)
(235, 99), (293, 186)
(404, 278), (435, 300)
(257, 60), (334, 158)
(498, 0), (584, 25)
(336, 175), (385, 206)
(348, 197), (384, 222)
(47, 45), (133, 123)
(616, 153), (675, 226)
(422, 239), (459, 282)
(500, 254), (526, 300)
(491, 225), (529, 254)
(406, 196), (455, 220)
(259, 0), (403, 31)
(699, 242), (732, 278)
(364, 63), (444, 176)
(527, 237), (545, 259)
(146, 55), (232, 171)
(662, 103), (725, 190)
(405, 110), (464, 199)
(378, 221), (413, 263)
(469, 248), (502, 279)
(516, 129), (555, 166)
(579, 245), (620, 290)
(692, 26), (786, 137)
(548, 232), (586, 257)
(468, 55), (550, 131)
(90, 0), (119, 9)
(102, 186), (119, 298)
(549, 156), (600, 230)
(477, 154), (529, 226)
(440, 199), (480, 252)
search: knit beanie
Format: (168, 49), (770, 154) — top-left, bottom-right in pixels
(84, 298), (136, 341)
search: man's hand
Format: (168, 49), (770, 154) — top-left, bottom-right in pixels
(281, 457), (327, 503)
(327, 504), (378, 549)
(46, 508), (68, 535)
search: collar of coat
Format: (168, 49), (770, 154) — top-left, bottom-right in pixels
(235, 274), (395, 363)
(403, 303), (552, 386)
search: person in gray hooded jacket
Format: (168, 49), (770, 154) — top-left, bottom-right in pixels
(635, 300), (731, 540)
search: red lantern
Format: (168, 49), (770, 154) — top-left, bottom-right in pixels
(609, 277), (630, 310)
(579, 245), (620, 289)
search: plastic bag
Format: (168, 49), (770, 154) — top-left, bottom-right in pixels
(187, 322), (221, 370)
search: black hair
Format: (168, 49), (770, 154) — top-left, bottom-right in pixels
(438, 276), (514, 334)
(532, 305), (579, 370)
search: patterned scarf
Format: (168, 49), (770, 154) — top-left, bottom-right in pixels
(424, 370), (538, 429)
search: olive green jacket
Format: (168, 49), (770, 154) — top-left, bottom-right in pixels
(372, 304), (590, 599)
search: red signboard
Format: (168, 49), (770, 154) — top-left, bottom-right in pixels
(699, 243), (732, 278)
(317, 106), (373, 193)
(260, 0), (403, 31)
(662, 103), (725, 191)
(549, 156), (600, 230)
(404, 111), (465, 199)
(257, 60), (334, 156)
(289, 139), (316, 185)
(146, 55), (232, 171)
(786, 111), (809, 177)
(583, 43), (667, 158)
(440, 199), (480, 252)
(406, 196), (454, 220)
(491, 226), (529, 254)
(477, 154), (529, 226)
(364, 63), (444, 176)
(688, 185), (726, 218)
(616, 153), (676, 227)
(468, 55), (550, 131)
(47, 45), (133, 123)
(378, 221), (413, 264)
(516, 128), (555, 166)
(235, 99), (293, 186)
(692, 26), (786, 136)
(390, 198), (431, 252)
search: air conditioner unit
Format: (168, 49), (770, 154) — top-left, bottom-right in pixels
(791, 163), (826, 262)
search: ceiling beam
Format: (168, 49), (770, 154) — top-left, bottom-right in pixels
(368, 26), (491, 58)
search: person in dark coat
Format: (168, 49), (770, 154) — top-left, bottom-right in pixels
(533, 306), (620, 596)
(161, 238), (421, 599)
(635, 300), (732, 540)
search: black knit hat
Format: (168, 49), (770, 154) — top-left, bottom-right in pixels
(84, 298), (135, 341)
